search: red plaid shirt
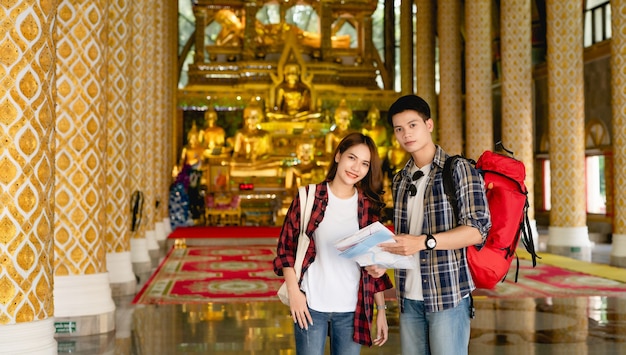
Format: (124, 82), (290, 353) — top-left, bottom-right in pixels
(274, 182), (393, 346)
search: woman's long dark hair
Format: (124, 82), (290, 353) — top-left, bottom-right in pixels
(325, 132), (385, 213)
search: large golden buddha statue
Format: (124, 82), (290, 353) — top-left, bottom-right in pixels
(362, 105), (389, 161)
(267, 63), (321, 122)
(232, 100), (273, 163)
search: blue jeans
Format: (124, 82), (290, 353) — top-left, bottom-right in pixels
(399, 296), (471, 355)
(293, 307), (361, 355)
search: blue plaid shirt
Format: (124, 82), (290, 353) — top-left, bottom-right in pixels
(391, 145), (491, 313)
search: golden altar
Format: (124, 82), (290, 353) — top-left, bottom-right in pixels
(176, 0), (401, 226)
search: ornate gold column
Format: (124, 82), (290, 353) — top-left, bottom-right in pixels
(153, 0), (168, 248)
(437, 0), (463, 155)
(501, 0), (538, 245)
(130, 0), (152, 279)
(163, 0), (178, 237)
(105, 0), (136, 297)
(0, 1), (57, 352)
(545, 0), (590, 260)
(611, 0), (626, 267)
(53, 0), (115, 336)
(465, 0), (493, 159)
(143, 3), (159, 263)
(415, 0), (437, 141)
(399, 0), (413, 95)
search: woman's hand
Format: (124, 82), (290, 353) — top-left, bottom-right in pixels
(373, 309), (388, 346)
(365, 264), (387, 278)
(289, 288), (312, 330)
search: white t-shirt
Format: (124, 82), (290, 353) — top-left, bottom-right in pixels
(404, 163), (431, 300)
(301, 184), (361, 312)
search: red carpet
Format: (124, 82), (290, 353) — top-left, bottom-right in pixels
(133, 245), (283, 304)
(168, 226), (282, 239)
(474, 258), (626, 298)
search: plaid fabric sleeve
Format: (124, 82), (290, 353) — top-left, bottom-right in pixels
(273, 193), (301, 276)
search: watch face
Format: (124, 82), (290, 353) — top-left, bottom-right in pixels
(426, 238), (436, 249)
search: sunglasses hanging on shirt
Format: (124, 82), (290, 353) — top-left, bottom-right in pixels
(408, 170), (424, 197)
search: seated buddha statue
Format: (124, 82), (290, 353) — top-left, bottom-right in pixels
(231, 100), (273, 163)
(387, 138), (411, 176)
(285, 141), (326, 194)
(361, 105), (389, 161)
(179, 121), (206, 170)
(202, 106), (226, 155)
(267, 63), (321, 122)
(325, 99), (356, 154)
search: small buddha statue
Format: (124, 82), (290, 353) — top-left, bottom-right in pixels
(179, 121), (206, 170)
(285, 141), (326, 194)
(232, 100), (273, 163)
(325, 99), (356, 154)
(267, 63), (321, 122)
(202, 106), (226, 155)
(387, 138), (411, 175)
(362, 105), (389, 161)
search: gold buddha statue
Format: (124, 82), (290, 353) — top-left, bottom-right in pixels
(180, 121), (206, 170)
(267, 63), (321, 122)
(325, 99), (356, 154)
(202, 106), (226, 155)
(214, 9), (244, 46)
(387, 138), (411, 175)
(232, 100), (273, 163)
(285, 141), (326, 193)
(361, 105), (389, 161)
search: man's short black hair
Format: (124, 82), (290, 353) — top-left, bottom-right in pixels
(386, 94), (431, 126)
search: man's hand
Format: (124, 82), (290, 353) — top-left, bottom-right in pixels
(378, 234), (422, 256)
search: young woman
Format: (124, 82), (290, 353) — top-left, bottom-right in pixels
(273, 132), (393, 354)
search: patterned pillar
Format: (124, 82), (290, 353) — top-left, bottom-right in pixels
(153, 0), (168, 247)
(610, 0), (626, 267)
(0, 1), (57, 352)
(130, 0), (152, 279)
(163, 0), (177, 236)
(399, 0), (413, 95)
(437, 0), (463, 155)
(545, 0), (590, 260)
(105, 0), (136, 296)
(143, 2), (159, 263)
(501, 0), (538, 244)
(415, 0), (438, 142)
(465, 0), (493, 159)
(53, 0), (115, 336)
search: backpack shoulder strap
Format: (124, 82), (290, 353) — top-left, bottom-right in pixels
(442, 155), (461, 222)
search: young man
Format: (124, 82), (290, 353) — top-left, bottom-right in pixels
(378, 94), (491, 354)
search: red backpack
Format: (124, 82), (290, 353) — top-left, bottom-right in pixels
(443, 146), (540, 289)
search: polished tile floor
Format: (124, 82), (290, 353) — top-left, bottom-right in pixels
(57, 240), (626, 355)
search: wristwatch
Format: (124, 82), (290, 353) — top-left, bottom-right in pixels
(425, 234), (437, 250)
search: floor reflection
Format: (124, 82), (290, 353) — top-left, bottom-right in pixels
(55, 294), (626, 354)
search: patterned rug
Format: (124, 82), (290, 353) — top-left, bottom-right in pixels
(133, 245), (626, 304)
(133, 245), (284, 304)
(474, 256), (626, 298)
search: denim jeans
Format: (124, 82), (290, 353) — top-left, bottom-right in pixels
(293, 307), (361, 355)
(399, 296), (471, 355)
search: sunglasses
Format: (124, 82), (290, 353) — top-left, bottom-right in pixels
(408, 170), (424, 197)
